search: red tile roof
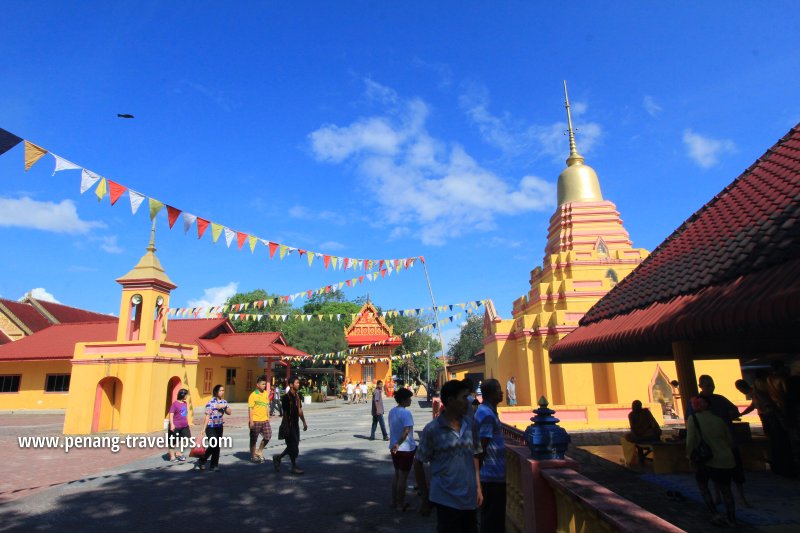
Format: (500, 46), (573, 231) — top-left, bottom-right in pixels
(551, 124), (800, 363)
(0, 330), (12, 345)
(32, 299), (116, 324)
(0, 317), (308, 361)
(0, 298), (53, 333)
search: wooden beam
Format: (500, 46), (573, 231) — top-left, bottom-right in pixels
(672, 341), (698, 415)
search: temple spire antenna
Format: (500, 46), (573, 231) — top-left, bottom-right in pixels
(563, 80), (585, 167)
(147, 219), (157, 253)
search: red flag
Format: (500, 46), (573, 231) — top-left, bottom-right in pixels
(379, 260), (385, 270)
(268, 242), (278, 259)
(325, 285), (331, 293)
(108, 180), (127, 206)
(197, 217), (210, 239)
(394, 259), (400, 270)
(298, 249), (307, 257)
(323, 255), (331, 269)
(236, 232), (247, 249)
(346, 280), (352, 287)
(307, 290), (312, 298)
(166, 205), (181, 229)
(358, 275), (364, 283)
(344, 258), (350, 269)
(405, 258), (412, 268)
(381, 270), (387, 278)
(419, 256), (425, 263)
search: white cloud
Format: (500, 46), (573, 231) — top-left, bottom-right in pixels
(364, 77), (399, 105)
(0, 197), (106, 234)
(98, 235), (123, 254)
(288, 205), (310, 218)
(459, 85), (602, 159)
(643, 95), (662, 117)
(187, 282), (239, 309)
(682, 129), (736, 168)
(26, 288), (60, 303)
(318, 241), (346, 251)
(309, 81), (556, 245)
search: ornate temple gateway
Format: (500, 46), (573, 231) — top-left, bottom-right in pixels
(344, 301), (401, 387)
(482, 84), (743, 429)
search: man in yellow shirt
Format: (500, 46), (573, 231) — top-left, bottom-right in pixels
(248, 375), (271, 463)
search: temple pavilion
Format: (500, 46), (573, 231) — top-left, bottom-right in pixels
(344, 301), (401, 387)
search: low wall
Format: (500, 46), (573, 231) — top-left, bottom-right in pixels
(503, 424), (685, 533)
(499, 402), (666, 431)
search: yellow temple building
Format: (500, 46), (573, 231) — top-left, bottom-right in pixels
(344, 301), (401, 387)
(483, 84), (743, 429)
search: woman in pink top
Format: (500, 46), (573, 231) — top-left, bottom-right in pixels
(168, 389), (191, 462)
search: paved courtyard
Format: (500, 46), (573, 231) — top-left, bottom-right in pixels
(1, 399), (436, 532)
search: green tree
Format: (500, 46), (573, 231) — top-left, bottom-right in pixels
(385, 312), (442, 387)
(446, 314), (485, 363)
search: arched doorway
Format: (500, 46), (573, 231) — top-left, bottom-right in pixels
(92, 377), (123, 433)
(165, 376), (182, 416)
(650, 366), (677, 419)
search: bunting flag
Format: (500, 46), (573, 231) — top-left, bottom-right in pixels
(197, 217), (210, 239)
(51, 154), (81, 175)
(211, 222), (223, 243)
(162, 205), (179, 228)
(80, 169), (101, 194)
(24, 141), (48, 171)
(0, 128), (22, 156)
(182, 213), (197, 234)
(95, 178), (108, 201)
(129, 189), (146, 214)
(224, 227), (235, 247)
(108, 180), (127, 206)
(0, 127), (422, 273)
(148, 198), (164, 220)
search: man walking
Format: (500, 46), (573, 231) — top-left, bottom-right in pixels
(346, 380), (355, 404)
(274, 376), (308, 475)
(415, 379), (483, 533)
(270, 379), (283, 417)
(505, 376), (516, 407)
(248, 376), (271, 463)
(475, 379), (506, 533)
(370, 379), (389, 441)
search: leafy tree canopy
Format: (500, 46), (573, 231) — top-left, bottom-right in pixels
(446, 314), (485, 364)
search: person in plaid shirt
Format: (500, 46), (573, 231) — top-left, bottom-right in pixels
(198, 384), (231, 471)
(414, 379), (483, 532)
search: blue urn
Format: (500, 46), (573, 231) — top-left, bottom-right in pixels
(525, 396), (571, 460)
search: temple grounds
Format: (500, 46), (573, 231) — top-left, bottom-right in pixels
(2, 402), (799, 532)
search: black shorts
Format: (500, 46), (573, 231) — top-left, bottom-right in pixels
(168, 426), (190, 446)
(695, 464), (733, 485)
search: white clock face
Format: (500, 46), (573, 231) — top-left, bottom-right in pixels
(156, 296), (164, 306)
(131, 294), (143, 305)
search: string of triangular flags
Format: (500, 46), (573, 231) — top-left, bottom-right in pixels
(0, 128), (421, 272)
(282, 309), (476, 362)
(337, 350), (427, 365)
(169, 299), (486, 321)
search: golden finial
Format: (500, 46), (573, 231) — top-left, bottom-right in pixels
(563, 80), (584, 167)
(147, 219), (157, 253)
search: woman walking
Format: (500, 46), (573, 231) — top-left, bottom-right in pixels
(274, 376), (308, 475)
(198, 384), (231, 472)
(388, 387), (416, 511)
(686, 395), (737, 526)
(167, 388), (191, 462)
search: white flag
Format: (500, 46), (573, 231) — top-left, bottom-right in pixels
(80, 169), (101, 194)
(52, 154), (80, 175)
(182, 213), (197, 234)
(224, 228), (235, 247)
(129, 190), (145, 214)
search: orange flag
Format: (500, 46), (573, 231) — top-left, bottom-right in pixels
(24, 141), (47, 171)
(108, 180), (127, 206)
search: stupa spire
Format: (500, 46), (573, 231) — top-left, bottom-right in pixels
(563, 80), (585, 167)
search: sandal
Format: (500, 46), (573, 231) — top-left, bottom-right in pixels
(251, 456), (264, 463)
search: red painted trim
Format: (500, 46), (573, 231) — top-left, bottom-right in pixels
(73, 357), (199, 365)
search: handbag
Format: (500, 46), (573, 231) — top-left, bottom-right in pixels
(278, 419), (288, 440)
(689, 414), (714, 464)
(189, 443), (206, 458)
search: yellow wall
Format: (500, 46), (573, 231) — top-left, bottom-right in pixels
(346, 360), (391, 386)
(63, 340), (199, 435)
(191, 356), (267, 408)
(0, 360), (72, 410)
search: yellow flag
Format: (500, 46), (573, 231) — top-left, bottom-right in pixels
(211, 223), (223, 243)
(248, 235), (257, 253)
(331, 257), (338, 269)
(279, 245), (288, 259)
(95, 178), (108, 201)
(148, 198), (164, 220)
(24, 141), (48, 171)
(307, 253), (314, 267)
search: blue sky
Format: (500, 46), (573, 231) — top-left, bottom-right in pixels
(1, 2), (799, 346)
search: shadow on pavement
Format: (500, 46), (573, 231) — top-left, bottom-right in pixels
(0, 447), (434, 533)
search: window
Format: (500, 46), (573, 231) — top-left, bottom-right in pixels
(246, 370), (254, 391)
(596, 239), (609, 257)
(362, 365), (375, 383)
(45, 374), (70, 393)
(0, 375), (21, 393)
(225, 368), (237, 386)
(203, 368), (213, 394)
